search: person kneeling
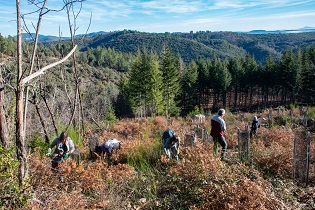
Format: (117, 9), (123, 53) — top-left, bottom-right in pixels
(47, 131), (75, 173)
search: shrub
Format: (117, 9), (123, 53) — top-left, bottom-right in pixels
(29, 132), (49, 157)
(188, 106), (202, 117)
(0, 145), (31, 208)
(127, 137), (161, 174)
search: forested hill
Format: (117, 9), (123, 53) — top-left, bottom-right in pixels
(77, 30), (315, 64)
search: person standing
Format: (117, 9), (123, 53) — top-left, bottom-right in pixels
(250, 116), (260, 138)
(47, 131), (75, 170)
(210, 109), (227, 161)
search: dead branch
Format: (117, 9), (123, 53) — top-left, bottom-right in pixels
(21, 45), (77, 85)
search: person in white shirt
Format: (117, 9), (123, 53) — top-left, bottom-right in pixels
(96, 138), (121, 158)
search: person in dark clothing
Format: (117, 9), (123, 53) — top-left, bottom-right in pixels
(210, 109), (227, 160)
(250, 116), (260, 138)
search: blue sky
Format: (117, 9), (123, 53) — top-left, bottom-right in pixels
(1, 0), (315, 37)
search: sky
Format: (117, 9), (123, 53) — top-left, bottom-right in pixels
(1, 0), (315, 37)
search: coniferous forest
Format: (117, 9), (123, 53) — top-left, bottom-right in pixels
(1, 21), (315, 209)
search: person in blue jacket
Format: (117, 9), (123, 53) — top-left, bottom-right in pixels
(250, 116), (260, 138)
(162, 129), (180, 162)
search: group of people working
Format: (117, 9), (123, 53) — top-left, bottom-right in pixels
(160, 109), (260, 162)
(47, 109), (260, 171)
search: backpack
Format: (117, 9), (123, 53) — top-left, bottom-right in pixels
(162, 129), (174, 140)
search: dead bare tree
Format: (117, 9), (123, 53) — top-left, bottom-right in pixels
(0, 64), (9, 149)
(29, 91), (50, 144)
(15, 0), (81, 186)
(22, 0), (47, 136)
(16, 0), (28, 186)
(64, 0), (91, 137)
(40, 89), (58, 136)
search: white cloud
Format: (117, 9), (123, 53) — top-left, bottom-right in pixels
(0, 0), (314, 36)
(140, 0), (205, 13)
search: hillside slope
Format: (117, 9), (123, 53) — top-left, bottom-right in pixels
(80, 30), (246, 63)
(9, 108), (314, 209)
(78, 30), (315, 64)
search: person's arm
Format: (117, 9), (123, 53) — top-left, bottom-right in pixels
(63, 138), (75, 158)
(49, 137), (58, 149)
(163, 138), (171, 148)
(68, 138), (75, 154)
(177, 137), (181, 149)
(47, 137), (58, 155)
(221, 119), (226, 132)
(107, 142), (114, 153)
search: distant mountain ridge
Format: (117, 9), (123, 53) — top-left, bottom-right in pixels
(35, 27), (315, 64)
(242, 26), (315, 34)
(22, 27), (315, 42)
(21, 31), (109, 42)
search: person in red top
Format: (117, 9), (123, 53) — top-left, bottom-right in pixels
(210, 109), (227, 160)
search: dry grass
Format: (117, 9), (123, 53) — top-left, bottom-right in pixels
(17, 109), (315, 210)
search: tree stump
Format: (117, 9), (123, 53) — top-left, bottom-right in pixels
(238, 126), (251, 163)
(70, 146), (81, 165)
(88, 134), (100, 159)
(194, 126), (203, 139)
(185, 132), (196, 146)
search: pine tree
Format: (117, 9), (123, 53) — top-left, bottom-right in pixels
(243, 54), (258, 107)
(181, 61), (198, 114)
(196, 57), (209, 111)
(128, 48), (163, 117)
(160, 45), (181, 117)
(280, 50), (297, 104)
(147, 52), (164, 116)
(300, 48), (315, 103)
(115, 76), (132, 117)
(129, 49), (146, 117)
(227, 57), (244, 108)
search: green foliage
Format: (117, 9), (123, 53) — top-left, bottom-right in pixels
(160, 45), (181, 117)
(127, 137), (161, 174)
(0, 145), (31, 208)
(66, 127), (83, 148)
(279, 115), (291, 126)
(54, 126), (83, 148)
(105, 104), (117, 123)
(289, 103), (296, 109)
(29, 132), (49, 157)
(128, 48), (164, 117)
(307, 107), (315, 118)
(188, 106), (202, 117)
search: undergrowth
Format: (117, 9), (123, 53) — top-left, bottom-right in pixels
(2, 108), (315, 209)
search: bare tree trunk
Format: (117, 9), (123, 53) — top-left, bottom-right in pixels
(0, 68), (9, 149)
(16, 1), (29, 188)
(14, 0), (80, 186)
(41, 92), (58, 136)
(31, 93), (50, 144)
(65, 1), (85, 135)
(23, 0), (47, 135)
